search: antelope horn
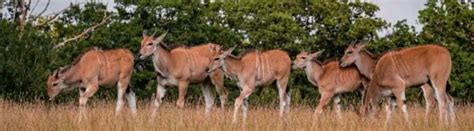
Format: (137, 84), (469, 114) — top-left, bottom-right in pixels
(316, 49), (325, 55)
(151, 31), (157, 37)
(309, 49), (324, 59)
(350, 40), (356, 46)
(229, 45), (237, 52)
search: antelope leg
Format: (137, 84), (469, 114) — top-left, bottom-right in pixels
(177, 81), (189, 108)
(202, 83), (215, 116)
(151, 84), (166, 119)
(233, 87), (254, 123)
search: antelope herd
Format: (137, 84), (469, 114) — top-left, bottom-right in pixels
(46, 31), (456, 125)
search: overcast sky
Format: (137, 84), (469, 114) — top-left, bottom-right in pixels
(2, 0), (428, 35)
(372, 0), (427, 34)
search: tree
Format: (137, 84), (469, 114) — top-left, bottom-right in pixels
(418, 0), (474, 102)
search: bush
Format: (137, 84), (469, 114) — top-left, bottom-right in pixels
(0, 1), (472, 105)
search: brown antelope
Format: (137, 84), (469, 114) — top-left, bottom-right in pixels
(47, 47), (137, 121)
(292, 50), (367, 119)
(207, 47), (291, 123)
(139, 32), (227, 117)
(340, 44), (454, 124)
(340, 43), (444, 124)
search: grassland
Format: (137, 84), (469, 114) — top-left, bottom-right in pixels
(1, 100), (473, 131)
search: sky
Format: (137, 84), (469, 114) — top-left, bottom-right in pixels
(372, 0), (427, 35)
(2, 0), (428, 35)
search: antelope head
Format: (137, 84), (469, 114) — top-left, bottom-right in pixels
(208, 43), (223, 57)
(292, 50), (324, 69)
(46, 67), (68, 100)
(207, 46), (236, 73)
(139, 31), (167, 59)
(340, 42), (366, 67)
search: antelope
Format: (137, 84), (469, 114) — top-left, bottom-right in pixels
(340, 43), (455, 124)
(139, 32), (227, 117)
(46, 47), (137, 121)
(340, 43), (445, 124)
(206, 47), (291, 123)
(292, 50), (368, 119)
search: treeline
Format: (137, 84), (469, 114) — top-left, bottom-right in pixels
(0, 0), (472, 105)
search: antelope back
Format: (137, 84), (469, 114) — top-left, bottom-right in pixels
(373, 44), (451, 86)
(240, 49), (291, 84)
(320, 60), (364, 92)
(167, 43), (223, 79)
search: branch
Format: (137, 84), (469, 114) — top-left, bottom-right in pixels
(29, 0), (39, 17)
(33, 4), (69, 27)
(19, 0), (29, 32)
(54, 13), (111, 49)
(31, 0), (49, 21)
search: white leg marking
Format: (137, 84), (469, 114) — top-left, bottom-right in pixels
(202, 84), (214, 116)
(242, 97), (249, 122)
(448, 97), (456, 123)
(116, 83), (125, 115)
(151, 85), (166, 119)
(278, 88), (286, 118)
(385, 97), (395, 125)
(431, 82), (448, 124)
(286, 89), (291, 113)
(220, 95), (226, 108)
(421, 85), (432, 122)
(400, 90), (412, 125)
(126, 90), (137, 115)
(333, 95), (342, 119)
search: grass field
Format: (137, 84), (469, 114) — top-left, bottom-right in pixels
(1, 100), (473, 131)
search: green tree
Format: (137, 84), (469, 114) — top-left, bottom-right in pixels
(418, 0), (474, 102)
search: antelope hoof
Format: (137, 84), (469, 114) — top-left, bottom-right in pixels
(176, 101), (185, 108)
(232, 118), (238, 124)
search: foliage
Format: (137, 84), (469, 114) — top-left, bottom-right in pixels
(0, 0), (472, 105)
(417, 0), (474, 102)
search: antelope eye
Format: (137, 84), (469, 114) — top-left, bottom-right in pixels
(347, 51), (353, 54)
(147, 43), (153, 46)
(301, 56), (306, 59)
(213, 57), (219, 61)
(52, 83), (58, 86)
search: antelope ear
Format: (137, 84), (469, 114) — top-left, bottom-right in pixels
(208, 44), (220, 52)
(355, 43), (366, 50)
(208, 44), (215, 52)
(53, 69), (59, 78)
(220, 46), (235, 58)
(143, 30), (148, 38)
(153, 32), (167, 42)
(220, 51), (230, 58)
(309, 50), (324, 58)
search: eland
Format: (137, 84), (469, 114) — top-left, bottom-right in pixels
(340, 43), (455, 125)
(206, 47), (292, 123)
(139, 31), (227, 117)
(47, 47), (137, 121)
(292, 50), (368, 119)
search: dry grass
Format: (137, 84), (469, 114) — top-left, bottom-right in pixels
(1, 99), (473, 131)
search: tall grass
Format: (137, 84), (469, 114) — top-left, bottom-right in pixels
(1, 99), (473, 130)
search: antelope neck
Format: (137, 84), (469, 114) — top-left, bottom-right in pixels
(153, 45), (172, 77)
(355, 51), (376, 79)
(221, 56), (242, 80)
